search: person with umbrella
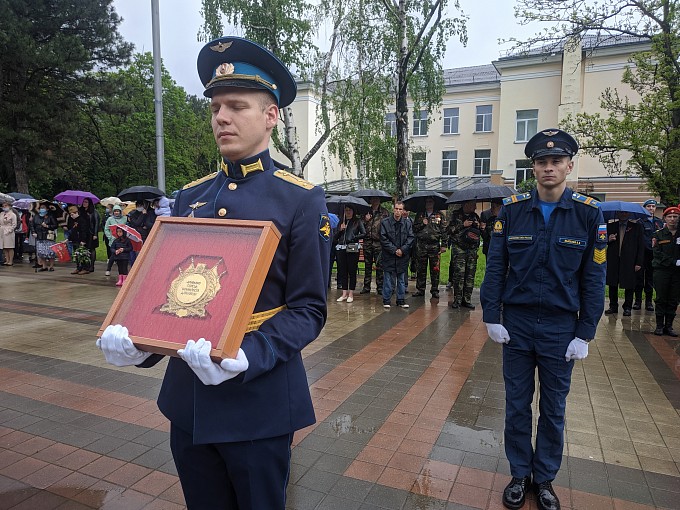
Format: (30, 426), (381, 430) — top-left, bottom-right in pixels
(97, 36), (330, 510)
(30, 201), (59, 272)
(352, 191), (391, 295)
(480, 198), (503, 263)
(412, 197), (448, 298)
(80, 198), (100, 273)
(481, 128), (606, 510)
(380, 201), (414, 308)
(447, 200), (483, 309)
(604, 210), (645, 316)
(651, 205), (680, 337)
(66, 205), (92, 275)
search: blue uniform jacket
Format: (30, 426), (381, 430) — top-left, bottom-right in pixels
(480, 187), (606, 340)
(140, 150), (331, 444)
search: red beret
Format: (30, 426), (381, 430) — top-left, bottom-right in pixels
(663, 206), (680, 216)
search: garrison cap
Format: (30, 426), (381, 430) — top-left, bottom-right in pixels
(524, 128), (579, 160)
(197, 36), (296, 108)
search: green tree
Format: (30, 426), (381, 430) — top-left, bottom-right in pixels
(510, 0), (680, 204)
(68, 53), (216, 198)
(0, 0), (132, 194)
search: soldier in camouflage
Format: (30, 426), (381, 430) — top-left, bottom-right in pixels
(361, 197), (390, 294)
(448, 200), (483, 309)
(412, 197), (447, 298)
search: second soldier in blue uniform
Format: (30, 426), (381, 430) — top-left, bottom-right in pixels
(481, 129), (606, 510)
(98, 37), (331, 509)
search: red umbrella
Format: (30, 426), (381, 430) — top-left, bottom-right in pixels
(109, 224), (143, 251)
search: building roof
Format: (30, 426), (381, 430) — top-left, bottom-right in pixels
(443, 65), (500, 87)
(498, 34), (649, 61)
(321, 175), (500, 196)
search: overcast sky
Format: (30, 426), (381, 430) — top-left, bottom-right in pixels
(112, 0), (540, 97)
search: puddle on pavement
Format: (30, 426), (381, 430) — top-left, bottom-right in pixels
(446, 421), (502, 450)
(330, 414), (377, 436)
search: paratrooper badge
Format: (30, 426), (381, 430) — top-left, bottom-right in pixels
(319, 214), (331, 241)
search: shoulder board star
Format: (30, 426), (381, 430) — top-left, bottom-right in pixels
(274, 169), (315, 190)
(572, 192), (600, 208)
(182, 171), (219, 190)
(503, 193), (531, 206)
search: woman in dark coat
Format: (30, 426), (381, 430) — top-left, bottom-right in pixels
(80, 198), (100, 272)
(605, 212), (645, 315)
(333, 205), (365, 303)
(110, 227), (133, 287)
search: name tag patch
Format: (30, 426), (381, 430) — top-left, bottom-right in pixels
(558, 237), (586, 249)
(508, 235), (534, 243)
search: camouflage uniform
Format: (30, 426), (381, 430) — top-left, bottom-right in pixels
(447, 209), (482, 307)
(413, 210), (447, 295)
(362, 206), (390, 293)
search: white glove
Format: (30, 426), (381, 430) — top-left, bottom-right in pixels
(178, 338), (249, 385)
(485, 323), (510, 344)
(96, 324), (152, 367)
(565, 337), (589, 361)
(676, 259), (680, 266)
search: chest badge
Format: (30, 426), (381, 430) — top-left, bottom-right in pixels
(188, 201), (208, 218)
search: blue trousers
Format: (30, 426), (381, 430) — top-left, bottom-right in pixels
(170, 424), (292, 510)
(502, 307), (576, 483)
(383, 271), (406, 304)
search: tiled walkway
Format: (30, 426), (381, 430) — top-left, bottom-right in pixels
(1, 262), (679, 509)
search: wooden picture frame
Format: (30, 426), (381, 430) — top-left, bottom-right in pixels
(98, 217), (281, 360)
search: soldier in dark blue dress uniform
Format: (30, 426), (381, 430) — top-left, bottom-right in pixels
(97, 37), (331, 510)
(480, 129), (606, 510)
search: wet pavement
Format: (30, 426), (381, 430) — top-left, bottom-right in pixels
(1, 260), (679, 509)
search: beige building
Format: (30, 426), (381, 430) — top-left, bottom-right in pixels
(275, 36), (654, 202)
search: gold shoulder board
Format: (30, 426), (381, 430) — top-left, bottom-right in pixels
(274, 169), (315, 190)
(182, 172), (219, 190)
(503, 193), (531, 206)
(572, 192), (600, 208)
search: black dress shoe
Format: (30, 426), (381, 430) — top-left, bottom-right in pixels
(533, 480), (560, 510)
(646, 303), (655, 311)
(412, 291), (425, 297)
(622, 309), (632, 317)
(431, 291), (439, 299)
(502, 476), (531, 509)
(632, 302), (641, 310)
(450, 302), (460, 309)
(360, 288), (371, 294)
(604, 308), (618, 315)
(664, 327), (679, 338)
(654, 326), (665, 336)
(461, 302), (476, 310)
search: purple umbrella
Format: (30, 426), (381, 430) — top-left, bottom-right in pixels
(54, 190), (100, 205)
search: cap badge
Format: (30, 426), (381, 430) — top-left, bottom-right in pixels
(546, 141), (554, 148)
(210, 41), (233, 53)
(542, 130), (559, 136)
(216, 63), (234, 77)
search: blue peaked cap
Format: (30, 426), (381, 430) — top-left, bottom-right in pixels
(197, 36), (297, 108)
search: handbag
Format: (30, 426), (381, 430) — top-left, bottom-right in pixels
(346, 243), (360, 253)
(46, 230), (56, 241)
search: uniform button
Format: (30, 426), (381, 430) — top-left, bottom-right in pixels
(218, 208), (227, 217)
(228, 183), (237, 190)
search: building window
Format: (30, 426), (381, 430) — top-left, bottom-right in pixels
(443, 108), (459, 135)
(516, 109), (538, 142)
(474, 149), (491, 175)
(442, 150), (458, 176)
(384, 113), (397, 137)
(515, 159), (533, 185)
(412, 152), (427, 178)
(412, 110), (428, 136)
(475, 105), (492, 132)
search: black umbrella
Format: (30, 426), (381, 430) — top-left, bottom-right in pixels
(446, 183), (515, 204)
(402, 191), (447, 212)
(118, 185), (165, 202)
(326, 195), (371, 216)
(8, 192), (34, 200)
(349, 189), (392, 203)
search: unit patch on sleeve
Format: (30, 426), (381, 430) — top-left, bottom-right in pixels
(597, 224), (607, 242)
(493, 219), (505, 236)
(319, 214), (331, 241)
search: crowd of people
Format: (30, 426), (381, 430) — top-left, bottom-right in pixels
(0, 196), (172, 285)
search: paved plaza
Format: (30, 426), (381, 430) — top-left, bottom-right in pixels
(1, 261), (679, 509)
